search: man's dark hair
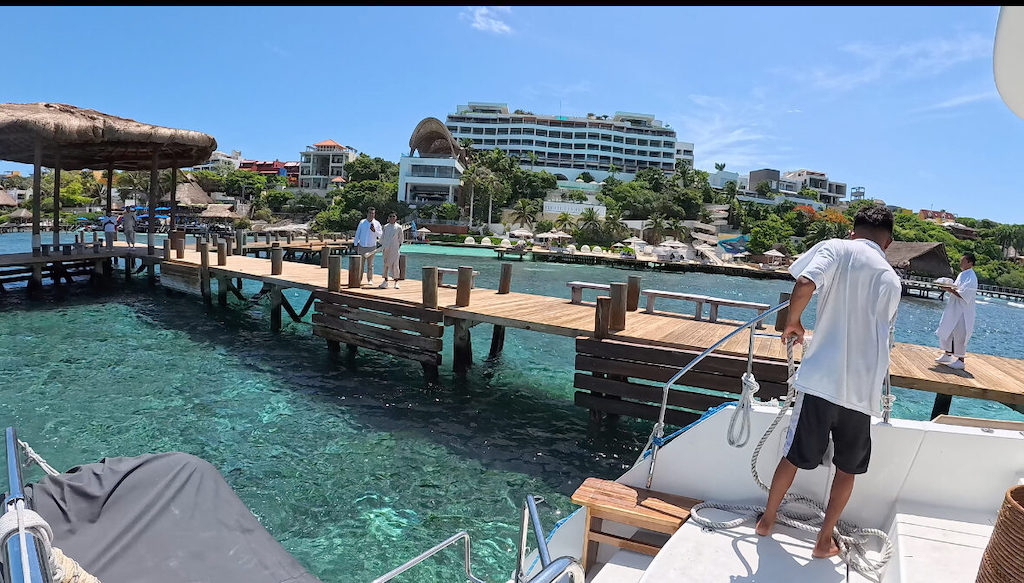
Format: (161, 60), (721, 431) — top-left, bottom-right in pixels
(853, 204), (894, 236)
(367, 207), (375, 213)
(962, 253), (976, 265)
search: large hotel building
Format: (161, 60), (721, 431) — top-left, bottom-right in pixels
(445, 102), (693, 182)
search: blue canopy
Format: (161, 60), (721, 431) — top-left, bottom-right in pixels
(155, 206), (171, 211)
(76, 216), (89, 221)
(155, 215), (170, 219)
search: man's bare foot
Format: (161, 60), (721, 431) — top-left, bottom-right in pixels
(755, 513), (775, 536)
(812, 534), (841, 559)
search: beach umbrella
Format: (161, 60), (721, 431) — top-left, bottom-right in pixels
(764, 249), (785, 257)
(622, 236), (646, 245)
(155, 214), (170, 219)
(534, 232), (558, 240)
(416, 227), (431, 233)
(76, 216), (89, 221)
(611, 242), (625, 248)
(155, 206), (171, 211)
(662, 240), (685, 248)
(510, 228), (533, 238)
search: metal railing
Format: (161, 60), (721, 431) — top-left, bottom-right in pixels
(4, 427), (49, 583)
(370, 531), (484, 583)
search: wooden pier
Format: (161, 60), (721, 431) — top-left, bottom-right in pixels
(3, 240), (1023, 426)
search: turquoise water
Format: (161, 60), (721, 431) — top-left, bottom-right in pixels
(1, 233), (1022, 582)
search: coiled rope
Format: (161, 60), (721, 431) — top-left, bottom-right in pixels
(689, 338), (894, 582)
(2, 441), (101, 583)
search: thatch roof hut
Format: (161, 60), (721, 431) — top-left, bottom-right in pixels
(9, 208), (31, 221)
(199, 204), (241, 221)
(885, 241), (954, 278)
(175, 177), (213, 206)
(0, 191), (17, 207)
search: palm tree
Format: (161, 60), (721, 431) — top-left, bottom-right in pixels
(603, 210), (629, 243)
(527, 152), (539, 172)
(715, 162), (726, 172)
(457, 138), (477, 163)
(114, 171), (151, 204)
(555, 211), (576, 232)
(674, 159), (693, 188)
(666, 218), (688, 242)
(510, 198), (538, 230)
(608, 163), (618, 180)
(645, 213), (667, 244)
(578, 208), (602, 233)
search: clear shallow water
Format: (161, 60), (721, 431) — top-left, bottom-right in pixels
(1, 232), (1021, 581)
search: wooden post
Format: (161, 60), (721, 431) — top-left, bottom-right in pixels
(626, 275), (642, 311)
(456, 266), (473, 307)
(148, 151), (158, 255)
(595, 296), (612, 339)
(224, 237), (234, 257)
(31, 138), (42, 257)
(320, 246), (331, 268)
(286, 233), (293, 244)
(488, 325), (506, 359)
(305, 233), (310, 243)
(217, 274), (228, 306)
(174, 236), (185, 259)
(195, 236), (203, 252)
(199, 241), (210, 304)
(328, 255), (342, 292)
(774, 292), (791, 332)
(52, 163), (61, 248)
(264, 233), (271, 244)
(498, 263), (512, 294)
(105, 162), (114, 218)
(163, 239), (172, 260)
(609, 282), (627, 331)
(930, 394), (953, 420)
(453, 318), (472, 374)
(270, 285), (282, 332)
(398, 254), (407, 280)
(236, 230), (245, 255)
(271, 247), (284, 275)
(422, 266), (438, 308)
(168, 166), (177, 233)
(348, 256), (363, 288)
(217, 241), (227, 266)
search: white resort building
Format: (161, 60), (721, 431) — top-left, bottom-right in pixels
(445, 102), (690, 182)
(298, 140), (358, 193)
(191, 150), (244, 172)
(397, 118), (467, 208)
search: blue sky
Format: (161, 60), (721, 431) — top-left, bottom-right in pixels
(4, 6), (1022, 222)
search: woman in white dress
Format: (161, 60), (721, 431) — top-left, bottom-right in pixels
(378, 212), (403, 289)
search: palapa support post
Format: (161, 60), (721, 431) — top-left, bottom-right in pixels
(271, 247), (284, 275)
(31, 138), (42, 257)
(453, 318), (472, 375)
(609, 282), (627, 332)
(399, 254), (407, 280)
(328, 256), (342, 292)
(217, 242), (227, 266)
(626, 275), (642, 311)
(270, 285), (283, 332)
(199, 242), (211, 304)
(488, 325), (506, 359)
(422, 266), (438, 309)
(595, 296), (612, 339)
(163, 239), (172, 260)
(456, 266), (473, 307)
(347, 256), (363, 288)
(217, 274), (228, 307)
(174, 237), (185, 259)
(52, 163), (61, 248)
(148, 151), (158, 256)
(195, 236), (202, 253)
(498, 263), (512, 294)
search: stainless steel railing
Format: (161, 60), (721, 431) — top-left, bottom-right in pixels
(371, 530), (485, 583)
(515, 495), (584, 583)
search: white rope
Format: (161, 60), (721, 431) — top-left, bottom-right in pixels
(689, 338), (894, 581)
(726, 372), (759, 448)
(19, 439), (60, 477)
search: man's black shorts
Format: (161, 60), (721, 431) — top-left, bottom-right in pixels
(783, 393), (871, 475)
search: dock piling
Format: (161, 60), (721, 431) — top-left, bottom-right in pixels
(174, 237), (185, 259)
(320, 246), (331, 268)
(224, 237), (234, 257)
(595, 296), (611, 339)
(199, 242), (210, 304)
(422, 267), (438, 309)
(456, 266), (473, 307)
(498, 263), (512, 294)
(775, 292), (791, 332)
(488, 325), (506, 359)
(626, 275), (641, 311)
(399, 254), (407, 280)
(453, 318), (472, 374)
(217, 242), (227, 266)
(270, 285), (282, 332)
(217, 275), (228, 306)
(609, 282), (627, 331)
(328, 256), (342, 292)
(271, 247), (284, 275)
(163, 240), (171, 260)
(348, 256), (363, 288)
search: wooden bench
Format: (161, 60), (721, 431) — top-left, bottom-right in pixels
(436, 267), (478, 288)
(571, 477), (702, 573)
(642, 289), (771, 328)
(707, 298), (771, 325)
(567, 281), (611, 304)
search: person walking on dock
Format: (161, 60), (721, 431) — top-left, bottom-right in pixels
(102, 214), (117, 250)
(379, 212), (403, 289)
(755, 204), (901, 560)
(354, 207), (382, 284)
(935, 253), (977, 371)
(122, 208), (137, 248)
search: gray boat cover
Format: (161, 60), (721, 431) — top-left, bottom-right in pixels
(23, 452), (321, 583)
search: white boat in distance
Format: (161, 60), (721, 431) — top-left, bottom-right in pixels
(375, 9), (1024, 582)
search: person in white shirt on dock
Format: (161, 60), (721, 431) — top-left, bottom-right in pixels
(935, 253), (977, 371)
(353, 207), (382, 285)
(755, 204), (902, 560)
(378, 212), (403, 289)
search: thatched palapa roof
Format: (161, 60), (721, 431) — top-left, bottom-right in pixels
(199, 204), (241, 220)
(885, 241), (954, 278)
(408, 117), (468, 165)
(0, 102), (216, 170)
(0, 191), (17, 207)
(9, 208), (31, 220)
(175, 177), (213, 206)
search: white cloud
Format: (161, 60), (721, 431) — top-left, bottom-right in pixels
(673, 103), (787, 170)
(915, 91), (998, 112)
(460, 6), (512, 35)
(811, 33), (990, 91)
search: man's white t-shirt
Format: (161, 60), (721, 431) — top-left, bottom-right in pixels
(354, 218), (382, 247)
(789, 238), (902, 417)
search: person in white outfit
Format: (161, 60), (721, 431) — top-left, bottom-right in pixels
(935, 253), (977, 370)
(378, 212), (403, 289)
(756, 205), (901, 560)
(353, 207), (382, 284)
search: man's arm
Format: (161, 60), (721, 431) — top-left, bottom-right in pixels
(783, 276), (816, 344)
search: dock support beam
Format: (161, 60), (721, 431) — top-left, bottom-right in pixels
(270, 285), (282, 332)
(271, 246), (284, 275)
(609, 282), (627, 332)
(199, 242), (211, 304)
(456, 266), (473, 307)
(498, 263), (512, 294)
(399, 254), (407, 281)
(217, 242), (227, 266)
(488, 324), (506, 359)
(595, 296), (611, 339)
(422, 267), (438, 309)
(348, 256), (363, 288)
(328, 256), (342, 292)
(627, 275), (641, 311)
(930, 393), (953, 420)
(453, 318), (472, 375)
(320, 246), (331, 268)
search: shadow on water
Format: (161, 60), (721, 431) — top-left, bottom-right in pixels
(2, 282), (647, 498)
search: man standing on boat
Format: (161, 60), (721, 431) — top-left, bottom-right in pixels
(378, 212), (403, 289)
(755, 205), (901, 559)
(354, 207), (382, 285)
(935, 253), (977, 371)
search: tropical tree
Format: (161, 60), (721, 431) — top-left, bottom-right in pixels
(224, 170), (267, 200)
(755, 180), (774, 199)
(666, 218), (688, 242)
(509, 198), (539, 229)
(805, 218), (851, 247)
(644, 213), (668, 244)
(114, 171), (151, 203)
(602, 210), (630, 243)
(527, 152), (539, 172)
(674, 159), (692, 188)
(190, 169), (225, 194)
(555, 211), (576, 232)
(797, 187), (820, 202)
(578, 171), (596, 183)
(578, 208), (602, 234)
(608, 163), (618, 180)
(714, 162), (726, 172)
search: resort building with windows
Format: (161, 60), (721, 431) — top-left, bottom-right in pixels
(675, 142), (695, 169)
(397, 118), (467, 208)
(445, 102), (684, 182)
(783, 169), (847, 206)
(298, 140), (358, 193)
(238, 159), (299, 185)
(192, 150), (244, 172)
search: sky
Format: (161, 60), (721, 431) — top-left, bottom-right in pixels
(4, 6), (1023, 222)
